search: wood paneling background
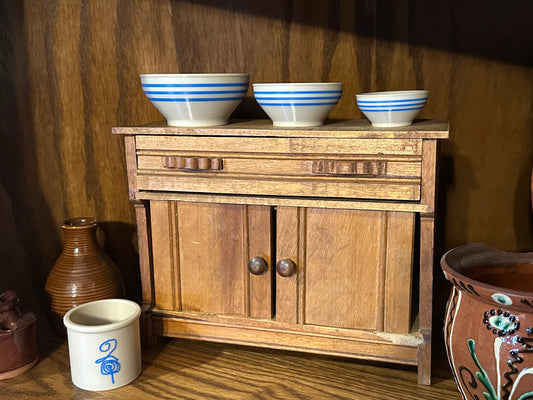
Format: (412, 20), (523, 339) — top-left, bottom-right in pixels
(1, 0), (532, 361)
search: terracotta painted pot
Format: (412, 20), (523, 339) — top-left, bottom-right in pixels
(441, 243), (533, 400)
(45, 217), (125, 334)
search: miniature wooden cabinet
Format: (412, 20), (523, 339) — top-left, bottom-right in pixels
(113, 119), (449, 385)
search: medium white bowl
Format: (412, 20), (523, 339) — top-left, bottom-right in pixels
(253, 82), (343, 127)
(356, 90), (428, 127)
(140, 73), (249, 127)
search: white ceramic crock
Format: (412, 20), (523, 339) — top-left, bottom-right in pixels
(63, 298), (141, 391)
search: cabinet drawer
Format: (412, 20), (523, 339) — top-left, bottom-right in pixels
(135, 136), (423, 201)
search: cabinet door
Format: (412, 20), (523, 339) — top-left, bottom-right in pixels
(276, 207), (415, 333)
(150, 200), (273, 318)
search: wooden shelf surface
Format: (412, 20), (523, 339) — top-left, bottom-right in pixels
(112, 119), (450, 139)
(0, 323), (460, 399)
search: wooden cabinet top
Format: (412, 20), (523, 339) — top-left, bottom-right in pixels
(112, 119), (449, 139)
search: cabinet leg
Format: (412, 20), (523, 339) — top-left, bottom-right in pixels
(417, 328), (432, 385)
(140, 301), (157, 348)
(134, 201), (157, 348)
(418, 214), (435, 385)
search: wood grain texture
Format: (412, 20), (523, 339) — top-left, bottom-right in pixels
(113, 119), (450, 139)
(136, 191), (433, 213)
(149, 200), (176, 311)
(136, 172), (421, 201)
(247, 205), (273, 319)
(134, 135), (425, 155)
(122, 124), (442, 381)
(176, 202), (249, 315)
(275, 207), (301, 324)
(417, 214), (436, 384)
(133, 132), (425, 201)
(150, 200), (275, 318)
(304, 208), (386, 330)
(1, 0), (532, 376)
(0, 325), (461, 399)
(139, 155), (421, 180)
(383, 212), (415, 333)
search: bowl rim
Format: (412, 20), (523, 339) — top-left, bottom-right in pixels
(356, 89), (428, 99)
(253, 82), (343, 88)
(140, 73), (249, 79)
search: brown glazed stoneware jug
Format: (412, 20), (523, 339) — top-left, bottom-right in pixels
(45, 217), (125, 333)
(441, 243), (533, 400)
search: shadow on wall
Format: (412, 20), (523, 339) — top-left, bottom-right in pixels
(513, 158), (533, 252)
(98, 221), (142, 303)
(0, 1), (59, 319)
(0, 2), (142, 326)
(180, 0), (533, 67)
(431, 147), (476, 361)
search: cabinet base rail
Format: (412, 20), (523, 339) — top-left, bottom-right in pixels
(150, 311), (427, 370)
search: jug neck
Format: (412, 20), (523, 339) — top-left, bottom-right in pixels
(61, 217), (100, 252)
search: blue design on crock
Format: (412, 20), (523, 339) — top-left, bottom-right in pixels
(95, 338), (121, 384)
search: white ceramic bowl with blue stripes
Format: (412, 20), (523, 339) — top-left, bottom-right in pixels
(140, 73), (249, 127)
(253, 82), (343, 127)
(356, 90), (428, 127)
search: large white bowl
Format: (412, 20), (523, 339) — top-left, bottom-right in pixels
(140, 73), (249, 127)
(253, 82), (343, 127)
(356, 90), (428, 127)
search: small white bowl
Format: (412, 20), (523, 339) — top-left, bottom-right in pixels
(253, 82), (343, 127)
(356, 90), (429, 127)
(140, 73), (249, 127)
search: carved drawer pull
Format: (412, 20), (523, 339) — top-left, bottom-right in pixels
(162, 156), (223, 171)
(312, 160), (387, 176)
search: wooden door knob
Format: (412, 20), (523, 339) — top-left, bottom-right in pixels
(276, 259), (296, 277)
(248, 256), (268, 275)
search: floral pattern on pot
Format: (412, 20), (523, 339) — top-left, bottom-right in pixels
(442, 243), (533, 400)
(484, 309), (519, 336)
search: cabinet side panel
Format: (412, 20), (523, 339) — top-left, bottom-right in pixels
(276, 207), (300, 324)
(420, 140), (437, 211)
(383, 212), (415, 333)
(304, 209), (385, 330)
(248, 205), (273, 319)
(124, 136), (138, 200)
(177, 202), (247, 315)
(150, 200), (177, 310)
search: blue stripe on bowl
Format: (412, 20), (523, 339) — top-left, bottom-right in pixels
(358, 101), (427, 109)
(255, 96), (341, 101)
(144, 90), (248, 95)
(142, 83), (248, 88)
(356, 97), (427, 104)
(254, 90), (343, 95)
(147, 97), (244, 102)
(358, 106), (425, 112)
(257, 102), (339, 106)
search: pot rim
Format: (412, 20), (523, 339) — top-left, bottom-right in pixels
(441, 243), (533, 299)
